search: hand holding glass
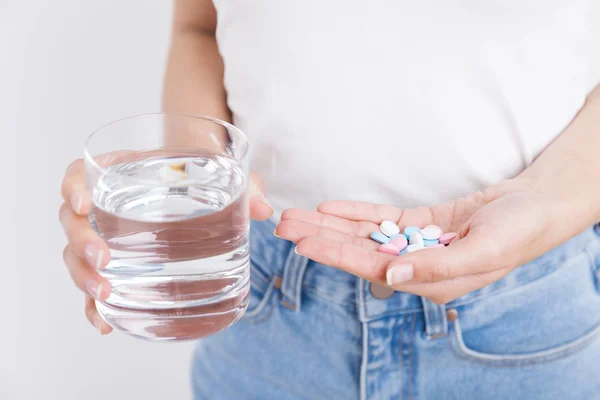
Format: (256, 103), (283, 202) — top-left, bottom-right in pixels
(84, 114), (250, 341)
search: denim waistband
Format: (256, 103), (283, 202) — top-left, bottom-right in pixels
(250, 219), (600, 321)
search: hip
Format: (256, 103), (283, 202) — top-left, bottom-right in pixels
(191, 221), (600, 400)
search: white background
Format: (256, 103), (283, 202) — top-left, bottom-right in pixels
(0, 1), (195, 399)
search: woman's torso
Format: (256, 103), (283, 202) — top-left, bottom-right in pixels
(213, 0), (599, 219)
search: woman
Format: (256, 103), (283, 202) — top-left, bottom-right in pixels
(59, 0), (600, 398)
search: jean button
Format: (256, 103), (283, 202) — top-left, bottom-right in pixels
(370, 283), (395, 299)
(446, 308), (458, 322)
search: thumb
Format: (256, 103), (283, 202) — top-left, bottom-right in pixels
(385, 233), (502, 285)
(249, 171), (273, 221)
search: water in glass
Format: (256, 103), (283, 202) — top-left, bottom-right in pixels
(90, 149), (250, 341)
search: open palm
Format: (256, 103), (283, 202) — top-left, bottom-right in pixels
(275, 179), (555, 304)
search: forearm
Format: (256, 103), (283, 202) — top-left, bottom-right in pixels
(517, 84), (600, 238)
(162, 28), (230, 122)
(161, 24), (231, 150)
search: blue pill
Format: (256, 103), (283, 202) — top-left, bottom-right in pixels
(424, 239), (440, 247)
(403, 226), (421, 239)
(370, 232), (391, 244)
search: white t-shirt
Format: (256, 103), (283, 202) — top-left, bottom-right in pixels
(213, 1), (599, 220)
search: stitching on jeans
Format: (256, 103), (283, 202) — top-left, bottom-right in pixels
(359, 280), (368, 400)
(585, 247), (600, 294)
(293, 256), (309, 312)
(436, 303), (448, 337)
(408, 313), (416, 400)
(362, 308), (424, 322)
(447, 315), (600, 367)
(399, 315), (404, 400)
(426, 303), (436, 338)
(361, 280), (368, 323)
(281, 248), (298, 305)
(242, 279), (277, 325)
(433, 302), (442, 336)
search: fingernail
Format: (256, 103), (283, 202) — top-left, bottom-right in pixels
(386, 264), (414, 285)
(84, 244), (104, 269)
(71, 193), (83, 214)
(294, 246), (302, 256)
(273, 229), (281, 238)
(262, 196), (272, 208)
(85, 280), (103, 300)
(93, 318), (108, 335)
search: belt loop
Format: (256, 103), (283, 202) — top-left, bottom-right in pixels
(420, 297), (448, 339)
(280, 246), (309, 312)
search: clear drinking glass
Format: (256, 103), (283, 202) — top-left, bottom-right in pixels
(84, 113), (250, 341)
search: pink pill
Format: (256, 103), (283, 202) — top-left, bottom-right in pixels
(389, 235), (408, 251)
(439, 232), (457, 245)
(425, 243), (445, 249)
(378, 244), (400, 255)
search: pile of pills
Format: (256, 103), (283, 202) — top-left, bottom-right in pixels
(370, 221), (457, 256)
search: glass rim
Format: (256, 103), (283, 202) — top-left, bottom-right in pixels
(84, 112), (249, 183)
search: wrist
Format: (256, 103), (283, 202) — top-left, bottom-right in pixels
(511, 172), (600, 237)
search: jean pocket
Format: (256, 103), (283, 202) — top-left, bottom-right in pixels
(240, 259), (277, 324)
(448, 249), (600, 367)
(449, 314), (600, 367)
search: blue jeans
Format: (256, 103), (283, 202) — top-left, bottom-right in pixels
(192, 220), (600, 400)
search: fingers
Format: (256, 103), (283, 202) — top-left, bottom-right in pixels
(65, 247), (112, 337)
(85, 295), (113, 335)
(293, 233), (510, 304)
(317, 201), (457, 233)
(61, 159), (91, 216)
(59, 203), (110, 269)
(275, 220), (378, 250)
(294, 229), (505, 286)
(61, 151), (135, 217)
(63, 245), (111, 301)
(317, 200), (403, 224)
(386, 233), (505, 285)
(281, 206), (511, 303)
(390, 267), (511, 304)
(249, 171), (273, 221)
(62, 157), (112, 335)
(295, 236), (394, 282)
(280, 209), (377, 238)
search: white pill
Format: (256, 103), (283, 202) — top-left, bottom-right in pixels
(421, 226), (442, 240)
(407, 243), (425, 253)
(380, 220), (400, 237)
(409, 232), (424, 246)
